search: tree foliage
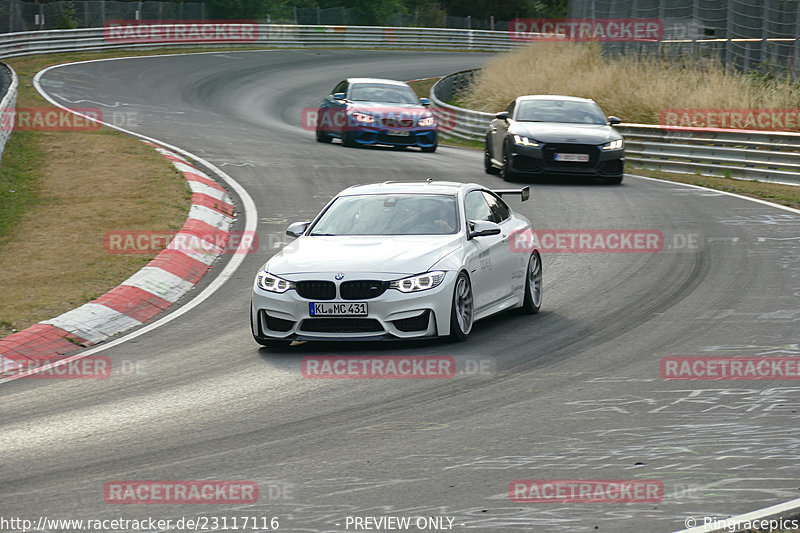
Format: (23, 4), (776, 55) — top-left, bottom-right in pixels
(205, 0), (567, 23)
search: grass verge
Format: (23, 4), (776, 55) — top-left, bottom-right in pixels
(0, 52), (194, 338)
(460, 42), (800, 123)
(407, 78), (485, 151)
(628, 166), (800, 209)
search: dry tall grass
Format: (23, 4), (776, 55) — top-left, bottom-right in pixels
(462, 42), (800, 124)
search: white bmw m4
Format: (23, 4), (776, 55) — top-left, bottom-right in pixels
(250, 180), (542, 347)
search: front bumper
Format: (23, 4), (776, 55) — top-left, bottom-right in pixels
(349, 127), (437, 149)
(251, 271), (455, 341)
(510, 142), (624, 178)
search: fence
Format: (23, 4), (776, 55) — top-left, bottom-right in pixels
(0, 0), (205, 34)
(429, 70), (800, 185)
(569, 0), (800, 78)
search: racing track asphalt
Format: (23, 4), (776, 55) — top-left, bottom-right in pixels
(1, 50), (799, 532)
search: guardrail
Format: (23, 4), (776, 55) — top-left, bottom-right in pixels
(0, 62), (18, 164)
(0, 24), (518, 59)
(429, 70), (800, 185)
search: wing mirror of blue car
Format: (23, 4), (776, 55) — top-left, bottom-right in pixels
(333, 92), (346, 100)
(468, 220), (502, 240)
(286, 221), (311, 238)
(419, 97), (431, 106)
(607, 116), (621, 125)
(495, 111), (509, 121)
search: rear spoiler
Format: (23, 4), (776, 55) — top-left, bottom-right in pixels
(493, 186), (530, 202)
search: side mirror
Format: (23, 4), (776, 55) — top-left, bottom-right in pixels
(495, 111), (509, 121)
(607, 116), (621, 125)
(286, 221), (311, 238)
(333, 92), (346, 100)
(419, 97), (431, 106)
(468, 220), (502, 240)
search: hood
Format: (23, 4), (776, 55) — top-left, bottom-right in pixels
(266, 234), (463, 276)
(511, 122), (620, 144)
(348, 102), (431, 115)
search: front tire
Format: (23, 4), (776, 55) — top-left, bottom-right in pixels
(484, 138), (500, 174)
(520, 251), (543, 314)
(450, 272), (474, 341)
(316, 129), (333, 143)
(500, 140), (514, 181)
(341, 131), (357, 147)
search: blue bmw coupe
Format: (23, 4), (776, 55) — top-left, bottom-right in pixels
(315, 78), (438, 152)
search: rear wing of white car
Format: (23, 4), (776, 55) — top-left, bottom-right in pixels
(493, 186), (530, 202)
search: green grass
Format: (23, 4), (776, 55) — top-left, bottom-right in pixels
(406, 78), (486, 152)
(629, 167), (800, 209)
(0, 131), (45, 249)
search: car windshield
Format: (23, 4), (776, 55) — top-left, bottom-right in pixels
(309, 193), (459, 236)
(515, 99), (607, 125)
(349, 84), (420, 104)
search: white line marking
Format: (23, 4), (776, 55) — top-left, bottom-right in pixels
(629, 174), (800, 215)
(0, 54), (259, 384)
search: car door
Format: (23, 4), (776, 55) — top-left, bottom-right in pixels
(463, 190), (513, 311)
(480, 190), (521, 300)
(490, 100), (515, 159)
(320, 80), (348, 136)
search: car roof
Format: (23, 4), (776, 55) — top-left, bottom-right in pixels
(338, 181), (479, 196)
(516, 94), (595, 104)
(346, 78), (411, 87)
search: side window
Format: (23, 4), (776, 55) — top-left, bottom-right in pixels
(333, 80), (348, 95)
(482, 192), (511, 223)
(464, 190), (492, 222)
(506, 101), (516, 119)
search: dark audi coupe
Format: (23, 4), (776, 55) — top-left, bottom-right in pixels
(484, 95), (624, 184)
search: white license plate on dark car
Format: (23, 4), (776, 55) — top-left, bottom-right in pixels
(309, 302), (368, 316)
(555, 153), (590, 162)
(387, 130), (411, 136)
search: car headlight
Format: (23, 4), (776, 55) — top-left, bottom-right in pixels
(513, 134), (540, 147)
(256, 271), (295, 293)
(602, 139), (624, 150)
(351, 112), (375, 124)
(390, 271), (446, 293)
(418, 116), (435, 127)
